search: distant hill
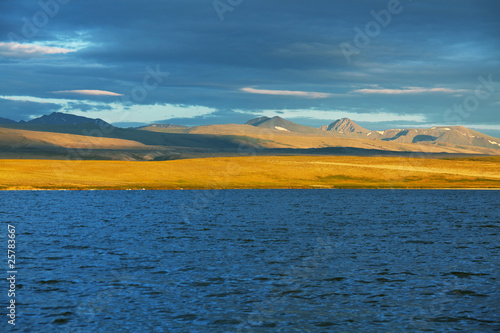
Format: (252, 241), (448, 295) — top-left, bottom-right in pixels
(1, 113), (499, 160)
(374, 126), (500, 149)
(319, 117), (500, 149)
(27, 112), (111, 127)
(321, 118), (370, 136)
(0, 115), (249, 160)
(0, 117), (16, 124)
(139, 124), (189, 134)
(149, 124), (188, 129)
(0, 127), (149, 150)
(246, 116), (324, 134)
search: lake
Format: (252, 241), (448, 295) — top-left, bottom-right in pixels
(1, 190), (499, 332)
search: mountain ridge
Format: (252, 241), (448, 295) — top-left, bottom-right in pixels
(1, 114), (499, 160)
(245, 116), (326, 134)
(0, 112), (111, 127)
(322, 118), (371, 136)
(0, 117), (16, 124)
(315, 118), (499, 149)
(27, 112), (111, 127)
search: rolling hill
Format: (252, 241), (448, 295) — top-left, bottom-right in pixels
(0, 114), (255, 160)
(0, 117), (16, 125)
(0, 127), (151, 150)
(27, 112), (111, 127)
(320, 118), (500, 150)
(1, 113), (499, 160)
(321, 118), (371, 137)
(246, 116), (325, 134)
(143, 124), (189, 133)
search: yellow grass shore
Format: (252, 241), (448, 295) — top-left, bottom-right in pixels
(1, 156), (499, 190)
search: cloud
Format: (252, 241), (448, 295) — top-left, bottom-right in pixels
(0, 95), (215, 124)
(68, 104), (216, 123)
(248, 109), (427, 123)
(0, 42), (75, 58)
(353, 87), (469, 95)
(241, 87), (332, 99)
(66, 102), (113, 112)
(0, 0), (499, 128)
(0, 97), (62, 121)
(52, 90), (123, 96)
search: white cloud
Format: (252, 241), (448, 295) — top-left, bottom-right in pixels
(353, 87), (469, 95)
(235, 108), (426, 123)
(241, 87), (332, 99)
(0, 42), (75, 58)
(0, 95), (215, 124)
(69, 104), (215, 123)
(464, 124), (500, 131)
(53, 90), (123, 96)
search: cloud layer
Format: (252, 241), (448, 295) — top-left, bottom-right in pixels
(53, 90), (123, 96)
(0, 42), (75, 58)
(241, 88), (332, 99)
(353, 87), (469, 95)
(0, 0), (499, 136)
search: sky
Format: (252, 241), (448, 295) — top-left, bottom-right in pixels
(1, 0), (499, 136)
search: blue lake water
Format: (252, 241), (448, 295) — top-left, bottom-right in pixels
(1, 190), (499, 332)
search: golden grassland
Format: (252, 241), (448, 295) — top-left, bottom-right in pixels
(0, 155), (499, 190)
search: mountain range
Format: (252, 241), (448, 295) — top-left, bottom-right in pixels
(0, 112), (499, 160)
(26, 112), (111, 127)
(242, 116), (500, 149)
(245, 116), (324, 135)
(0, 117), (18, 124)
(1, 112), (112, 126)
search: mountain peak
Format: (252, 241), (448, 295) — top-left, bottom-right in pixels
(28, 112), (111, 127)
(245, 116), (322, 134)
(245, 116), (271, 127)
(326, 118), (370, 134)
(0, 117), (17, 125)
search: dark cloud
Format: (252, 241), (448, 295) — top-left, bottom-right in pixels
(0, 98), (62, 121)
(0, 0), (499, 129)
(157, 109), (260, 127)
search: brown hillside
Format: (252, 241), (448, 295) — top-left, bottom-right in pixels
(0, 128), (150, 150)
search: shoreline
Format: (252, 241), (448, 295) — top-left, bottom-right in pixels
(1, 187), (500, 191)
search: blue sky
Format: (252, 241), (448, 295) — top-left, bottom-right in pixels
(1, 0), (499, 136)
